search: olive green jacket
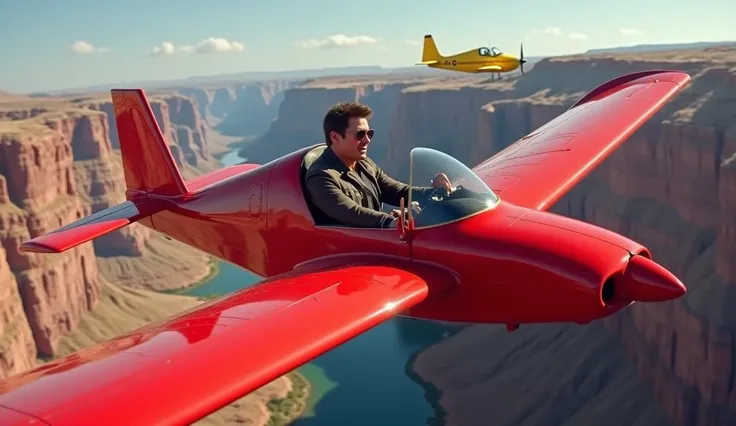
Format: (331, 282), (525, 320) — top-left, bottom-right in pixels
(304, 147), (431, 228)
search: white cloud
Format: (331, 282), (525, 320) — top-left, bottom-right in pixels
(70, 41), (108, 54)
(568, 32), (588, 41)
(151, 41), (176, 56)
(294, 34), (378, 49)
(150, 37), (245, 56)
(525, 27), (587, 41)
(620, 28), (643, 36)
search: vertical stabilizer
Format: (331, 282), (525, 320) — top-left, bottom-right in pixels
(111, 89), (189, 198)
(421, 35), (441, 63)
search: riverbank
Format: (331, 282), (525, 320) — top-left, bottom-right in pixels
(267, 372), (311, 426)
(405, 349), (449, 426)
(194, 371), (311, 426)
(159, 257), (220, 297)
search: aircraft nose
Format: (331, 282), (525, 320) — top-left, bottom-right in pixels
(617, 255), (686, 302)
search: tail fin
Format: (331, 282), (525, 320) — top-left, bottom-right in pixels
(416, 34), (441, 65)
(111, 89), (189, 198)
(19, 89), (185, 254)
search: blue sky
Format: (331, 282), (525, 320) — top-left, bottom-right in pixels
(0, 0), (731, 93)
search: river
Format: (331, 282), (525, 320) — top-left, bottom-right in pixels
(182, 148), (465, 425)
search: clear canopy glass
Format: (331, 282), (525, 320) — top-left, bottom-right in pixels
(478, 47), (502, 56)
(407, 147), (500, 229)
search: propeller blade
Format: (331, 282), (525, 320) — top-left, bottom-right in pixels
(519, 42), (526, 75)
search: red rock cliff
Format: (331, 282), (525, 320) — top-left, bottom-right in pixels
(0, 108), (104, 361)
(242, 78), (417, 163)
(175, 81), (294, 138)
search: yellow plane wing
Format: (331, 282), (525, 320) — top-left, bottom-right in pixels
(416, 60), (438, 65)
(477, 65), (502, 71)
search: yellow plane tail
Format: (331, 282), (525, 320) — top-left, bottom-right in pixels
(417, 34), (441, 65)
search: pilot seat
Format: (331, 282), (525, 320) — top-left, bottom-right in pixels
(300, 144), (329, 225)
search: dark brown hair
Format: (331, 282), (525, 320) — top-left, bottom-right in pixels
(323, 102), (372, 146)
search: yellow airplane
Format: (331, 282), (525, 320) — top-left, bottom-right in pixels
(416, 34), (527, 78)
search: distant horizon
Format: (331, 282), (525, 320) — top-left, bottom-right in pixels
(9, 38), (735, 96)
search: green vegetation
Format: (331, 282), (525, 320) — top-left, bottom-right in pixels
(266, 372), (311, 426)
(159, 257), (220, 295)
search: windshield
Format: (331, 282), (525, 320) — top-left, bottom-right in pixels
(408, 147), (500, 229)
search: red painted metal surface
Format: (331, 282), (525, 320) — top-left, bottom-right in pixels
(18, 198), (165, 254)
(0, 406), (41, 425)
(3, 71), (691, 425)
(112, 89), (189, 198)
(0, 264), (427, 425)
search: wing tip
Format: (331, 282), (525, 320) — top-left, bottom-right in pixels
(570, 69), (691, 109)
(19, 240), (63, 254)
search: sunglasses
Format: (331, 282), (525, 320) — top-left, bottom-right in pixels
(354, 129), (375, 140)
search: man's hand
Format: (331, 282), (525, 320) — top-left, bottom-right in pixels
(431, 173), (453, 191)
(391, 209), (413, 224)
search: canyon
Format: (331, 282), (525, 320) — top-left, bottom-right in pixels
(0, 81), (304, 424)
(238, 44), (736, 426)
(1, 42), (735, 425)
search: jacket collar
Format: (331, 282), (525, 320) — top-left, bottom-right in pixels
(324, 146), (357, 174)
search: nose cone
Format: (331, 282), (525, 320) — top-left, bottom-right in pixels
(618, 255), (686, 302)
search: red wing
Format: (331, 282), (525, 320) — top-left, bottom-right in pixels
(0, 264), (427, 425)
(472, 70), (691, 210)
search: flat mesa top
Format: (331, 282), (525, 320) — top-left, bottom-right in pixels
(551, 44), (736, 64)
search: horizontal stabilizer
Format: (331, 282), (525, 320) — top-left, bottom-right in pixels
(416, 60), (438, 65)
(18, 199), (164, 254)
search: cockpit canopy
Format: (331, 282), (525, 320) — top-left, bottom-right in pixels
(478, 47), (502, 57)
(408, 147), (500, 229)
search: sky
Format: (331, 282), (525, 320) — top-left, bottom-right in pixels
(0, 0), (732, 93)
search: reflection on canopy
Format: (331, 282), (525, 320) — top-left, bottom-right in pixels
(408, 147), (500, 229)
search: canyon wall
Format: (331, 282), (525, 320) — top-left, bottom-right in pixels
(241, 45), (736, 425)
(0, 81), (286, 379)
(175, 80), (295, 137)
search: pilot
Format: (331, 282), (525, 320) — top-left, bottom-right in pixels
(304, 102), (452, 228)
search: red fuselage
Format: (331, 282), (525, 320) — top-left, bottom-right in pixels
(138, 144), (676, 328)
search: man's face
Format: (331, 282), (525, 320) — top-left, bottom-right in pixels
(332, 117), (374, 162)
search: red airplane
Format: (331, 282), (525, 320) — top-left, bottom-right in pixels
(0, 70), (690, 425)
